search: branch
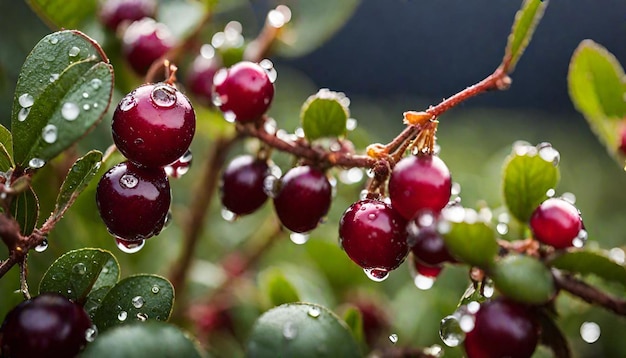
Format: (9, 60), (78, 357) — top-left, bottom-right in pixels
(553, 269), (626, 316)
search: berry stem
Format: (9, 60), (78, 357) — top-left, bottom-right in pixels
(552, 269), (626, 316)
(18, 257), (31, 300)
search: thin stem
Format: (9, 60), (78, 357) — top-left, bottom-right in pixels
(19, 257), (30, 300)
(553, 269), (626, 316)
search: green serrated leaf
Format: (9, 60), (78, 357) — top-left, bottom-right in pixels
(504, 0), (548, 72)
(502, 144), (560, 223)
(53, 150), (102, 220)
(80, 322), (206, 358)
(490, 254), (555, 304)
(93, 275), (174, 333)
(301, 89), (349, 140)
(26, 0), (98, 29)
(10, 186), (39, 236)
(11, 30), (113, 168)
(39, 248), (120, 304)
(342, 306), (366, 350)
(442, 219), (498, 268)
(260, 268), (301, 307)
(246, 303), (360, 358)
(549, 250), (626, 287)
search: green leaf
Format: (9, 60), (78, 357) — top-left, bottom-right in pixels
(10, 186), (39, 236)
(11, 30), (113, 168)
(246, 303), (360, 358)
(259, 268), (301, 307)
(80, 322), (206, 358)
(490, 255), (555, 304)
(549, 249), (626, 287)
(39, 248), (120, 303)
(274, 0), (360, 57)
(342, 307), (366, 349)
(52, 150), (102, 220)
(441, 215), (498, 268)
(0, 125), (14, 171)
(504, 0), (549, 72)
(502, 143), (560, 223)
(93, 275), (174, 332)
(537, 309), (571, 358)
(26, 0), (97, 29)
(301, 89), (349, 140)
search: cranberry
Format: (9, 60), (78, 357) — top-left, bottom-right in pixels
(388, 155), (452, 220)
(186, 53), (220, 105)
(0, 293), (92, 358)
(122, 18), (175, 75)
(619, 124), (626, 155)
(529, 198), (582, 249)
(96, 161), (171, 241)
(213, 61), (274, 122)
(464, 298), (539, 358)
(411, 256), (443, 278)
(99, 0), (156, 32)
(409, 227), (455, 266)
(220, 155), (270, 216)
(339, 199), (408, 271)
(112, 83), (196, 168)
(273, 166), (331, 233)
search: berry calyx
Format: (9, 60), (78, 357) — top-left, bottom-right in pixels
(388, 155), (452, 220)
(464, 298), (539, 358)
(339, 199), (409, 271)
(529, 198), (582, 249)
(213, 61), (275, 122)
(220, 155), (270, 216)
(122, 18), (175, 75)
(96, 161), (171, 242)
(99, 0), (156, 32)
(112, 83), (196, 168)
(409, 227), (455, 266)
(0, 293), (92, 358)
(273, 166), (331, 233)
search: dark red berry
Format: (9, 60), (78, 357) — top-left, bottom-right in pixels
(409, 227), (455, 266)
(186, 52), (220, 105)
(411, 255), (443, 278)
(464, 298), (539, 358)
(339, 199), (409, 271)
(122, 18), (175, 75)
(164, 150), (193, 179)
(213, 61), (274, 122)
(220, 155), (270, 216)
(389, 155), (452, 220)
(0, 293), (92, 358)
(112, 83), (196, 168)
(96, 161), (171, 241)
(99, 0), (156, 32)
(273, 166), (331, 233)
(619, 124), (626, 155)
(529, 198), (582, 249)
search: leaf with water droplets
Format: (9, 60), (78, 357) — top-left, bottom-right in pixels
(504, 0), (548, 72)
(9, 186), (39, 236)
(80, 322), (205, 358)
(0, 124), (14, 171)
(39, 248), (120, 303)
(301, 89), (349, 141)
(259, 267), (300, 307)
(11, 30), (113, 168)
(93, 275), (174, 333)
(549, 249), (626, 287)
(442, 221), (498, 268)
(247, 303), (360, 358)
(52, 150), (102, 221)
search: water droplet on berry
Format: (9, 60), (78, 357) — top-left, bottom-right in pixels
(118, 311), (128, 321)
(423, 344), (444, 358)
(580, 321), (601, 343)
(90, 78), (102, 90)
(18, 93), (34, 108)
(294, 127), (305, 138)
(223, 111), (236, 123)
(263, 175), (280, 198)
(151, 285), (160, 294)
(115, 238), (145, 254)
(61, 102), (79, 121)
(572, 229), (588, 248)
(458, 313), (476, 333)
(132, 296), (145, 308)
(609, 248), (625, 265)
(42, 124), (57, 144)
(35, 238), (48, 252)
(68, 46), (80, 57)
(339, 167), (364, 184)
(150, 85), (177, 108)
(85, 325), (98, 342)
(359, 190), (369, 200)
(50, 36), (59, 44)
(436, 219), (451, 235)
(482, 278), (495, 298)
(364, 268), (390, 282)
(213, 68), (228, 87)
(119, 95), (137, 111)
(442, 205), (465, 223)
(414, 274), (435, 290)
(221, 208), (237, 222)
(389, 333), (399, 344)
(28, 158), (45, 169)
(366, 168), (375, 178)
(200, 44), (215, 59)
(439, 315), (464, 347)
(290, 232), (309, 245)
(561, 192), (576, 204)
(307, 307), (321, 318)
(418, 211), (436, 227)
(18, 107), (30, 122)
(72, 263), (87, 275)
(119, 174), (138, 189)
(282, 322), (298, 340)
(136, 312), (148, 321)
(49, 73), (59, 83)
(346, 118), (357, 131)
(537, 142), (560, 166)
(259, 59), (277, 83)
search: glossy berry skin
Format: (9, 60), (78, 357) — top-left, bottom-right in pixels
(96, 161), (171, 241)
(273, 166), (331, 233)
(619, 124), (626, 156)
(122, 18), (175, 75)
(99, 0), (156, 32)
(409, 227), (455, 266)
(112, 83), (196, 168)
(220, 155), (270, 216)
(213, 61), (274, 122)
(187, 54), (220, 105)
(389, 155), (452, 220)
(0, 293), (92, 358)
(339, 199), (409, 271)
(464, 298), (539, 358)
(411, 255), (443, 278)
(529, 198), (582, 249)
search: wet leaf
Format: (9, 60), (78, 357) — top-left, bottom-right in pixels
(259, 267), (300, 307)
(301, 89), (349, 141)
(549, 249), (626, 287)
(10, 186), (39, 236)
(0, 125), (14, 171)
(537, 309), (571, 358)
(491, 254), (555, 304)
(26, 0), (98, 29)
(442, 221), (498, 268)
(52, 150), (102, 220)
(342, 306), (366, 349)
(504, 0), (549, 72)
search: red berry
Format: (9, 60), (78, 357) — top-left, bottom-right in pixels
(464, 298), (539, 358)
(529, 198), (582, 249)
(122, 18), (175, 75)
(619, 124), (626, 155)
(411, 255), (443, 278)
(273, 166), (331, 233)
(112, 83), (196, 168)
(96, 161), (171, 242)
(186, 52), (220, 105)
(99, 0), (156, 32)
(164, 150), (193, 179)
(389, 155), (452, 220)
(220, 155), (270, 216)
(0, 293), (92, 358)
(409, 227), (455, 266)
(339, 199), (409, 271)
(213, 61), (274, 122)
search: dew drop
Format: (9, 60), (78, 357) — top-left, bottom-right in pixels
(423, 345), (444, 358)
(496, 222), (509, 235)
(561, 192), (576, 205)
(85, 326), (98, 342)
(50, 37), (59, 45)
(151, 285), (160, 294)
(72, 263), (87, 275)
(83, 104), (91, 111)
(132, 296), (145, 309)
(546, 188), (556, 197)
(290, 232), (309, 245)
(537, 143), (560, 166)
(413, 274), (436, 290)
(35, 239), (49, 253)
(439, 315), (464, 347)
(572, 229), (588, 248)
(118, 311), (128, 321)
(262, 175), (280, 198)
(458, 313), (476, 333)
(307, 307), (321, 318)
(417, 211), (436, 227)
(213, 69), (228, 87)
(267, 9), (288, 28)
(119, 95), (137, 111)
(115, 238), (145, 254)
(28, 158), (45, 169)
(609, 247), (625, 265)
(49, 73), (60, 83)
(221, 208), (237, 222)
(389, 333), (399, 344)
(136, 312), (148, 321)
(580, 321), (601, 343)
(68, 46), (80, 57)
(41, 124), (58, 144)
(19, 93), (34, 108)
(222, 111), (236, 123)
(151, 85), (177, 108)
(264, 117), (277, 135)
(346, 118), (358, 131)
(259, 59), (277, 83)
(61, 102), (79, 121)
(90, 78), (102, 90)
(367, 213), (377, 220)
(451, 182), (462, 196)
(282, 322), (298, 340)
(359, 189), (369, 200)
(442, 205), (465, 223)
(119, 174), (138, 189)
(18, 107), (30, 122)
(364, 268), (389, 282)
(482, 278), (495, 298)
